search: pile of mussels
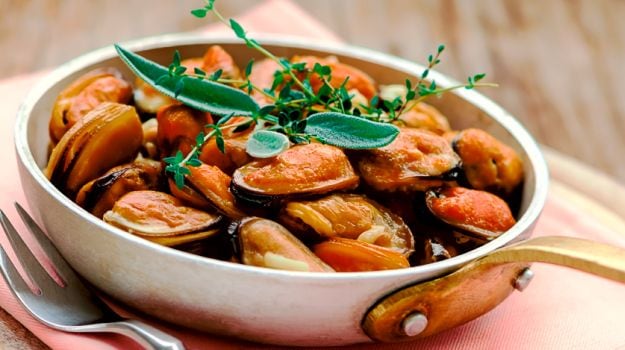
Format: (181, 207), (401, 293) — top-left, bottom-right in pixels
(44, 45), (523, 272)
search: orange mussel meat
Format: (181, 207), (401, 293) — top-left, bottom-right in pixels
(452, 128), (523, 195)
(49, 67), (132, 144)
(314, 237), (410, 272)
(358, 128), (460, 192)
(232, 143), (359, 200)
(426, 187), (516, 240)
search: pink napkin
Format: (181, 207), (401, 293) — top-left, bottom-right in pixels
(1, 1), (625, 349)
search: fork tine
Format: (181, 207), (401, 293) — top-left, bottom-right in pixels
(0, 240), (36, 296)
(0, 209), (60, 294)
(14, 202), (76, 285)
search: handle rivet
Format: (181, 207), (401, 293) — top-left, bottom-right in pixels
(514, 267), (534, 291)
(402, 312), (428, 337)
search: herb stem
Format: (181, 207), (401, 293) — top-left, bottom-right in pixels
(209, 6), (316, 99)
(179, 118), (251, 166)
(398, 82), (498, 117)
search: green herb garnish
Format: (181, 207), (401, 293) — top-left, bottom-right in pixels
(116, 0), (495, 189)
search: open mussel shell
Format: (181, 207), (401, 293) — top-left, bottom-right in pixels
(103, 190), (222, 246)
(425, 186), (516, 240)
(45, 102), (143, 197)
(75, 158), (163, 218)
(279, 193), (414, 256)
(357, 128), (461, 192)
(49, 67), (132, 145)
(229, 217), (334, 272)
(231, 143), (359, 209)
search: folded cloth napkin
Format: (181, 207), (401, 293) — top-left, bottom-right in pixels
(1, 0), (624, 349)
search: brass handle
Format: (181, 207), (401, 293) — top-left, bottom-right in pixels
(362, 236), (625, 342)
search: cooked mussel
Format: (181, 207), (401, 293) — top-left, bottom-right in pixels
(247, 58), (282, 105)
(280, 193), (414, 256)
(230, 217), (334, 272)
(198, 116), (255, 176)
(425, 186), (516, 240)
(183, 164), (246, 219)
(231, 143), (359, 208)
(49, 67), (132, 145)
(140, 118), (159, 159)
(103, 190), (222, 246)
(202, 45), (242, 80)
(133, 57), (203, 114)
(314, 237), (410, 272)
(156, 103), (213, 156)
(452, 128), (524, 195)
(45, 102), (143, 197)
(291, 55), (376, 100)
(379, 85), (451, 135)
(75, 158), (163, 218)
(358, 128), (461, 192)
(199, 135), (253, 176)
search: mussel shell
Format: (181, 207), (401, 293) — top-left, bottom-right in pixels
(230, 217), (334, 272)
(425, 186), (516, 240)
(103, 190), (222, 239)
(231, 143), (359, 208)
(45, 102), (143, 197)
(75, 158), (163, 218)
(358, 128), (461, 192)
(49, 67), (132, 144)
(279, 193), (414, 257)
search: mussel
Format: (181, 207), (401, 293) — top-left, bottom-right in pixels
(452, 128), (524, 195)
(379, 85), (451, 135)
(280, 193), (414, 256)
(133, 45), (239, 115)
(133, 58), (203, 114)
(229, 217), (334, 272)
(202, 45), (242, 80)
(183, 164), (247, 219)
(103, 190), (222, 246)
(358, 128), (461, 192)
(156, 103), (213, 157)
(198, 116), (255, 176)
(45, 102), (143, 197)
(291, 55), (377, 100)
(231, 143), (359, 208)
(314, 237), (410, 272)
(425, 186), (516, 240)
(75, 158), (163, 218)
(247, 58), (282, 104)
(140, 118), (159, 159)
(49, 68), (133, 144)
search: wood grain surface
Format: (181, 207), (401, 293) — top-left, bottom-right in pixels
(1, 0), (624, 184)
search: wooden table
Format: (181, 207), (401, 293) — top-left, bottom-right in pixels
(1, 0), (624, 185)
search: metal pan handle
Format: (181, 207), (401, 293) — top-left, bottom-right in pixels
(362, 236), (625, 342)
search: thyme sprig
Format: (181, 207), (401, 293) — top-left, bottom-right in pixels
(116, 0), (497, 189)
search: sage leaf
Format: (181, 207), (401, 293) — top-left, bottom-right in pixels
(246, 130), (290, 158)
(115, 44), (259, 117)
(305, 112), (399, 149)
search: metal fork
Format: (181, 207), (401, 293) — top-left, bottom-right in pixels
(0, 203), (185, 350)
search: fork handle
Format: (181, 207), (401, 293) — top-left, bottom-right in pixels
(81, 320), (185, 350)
